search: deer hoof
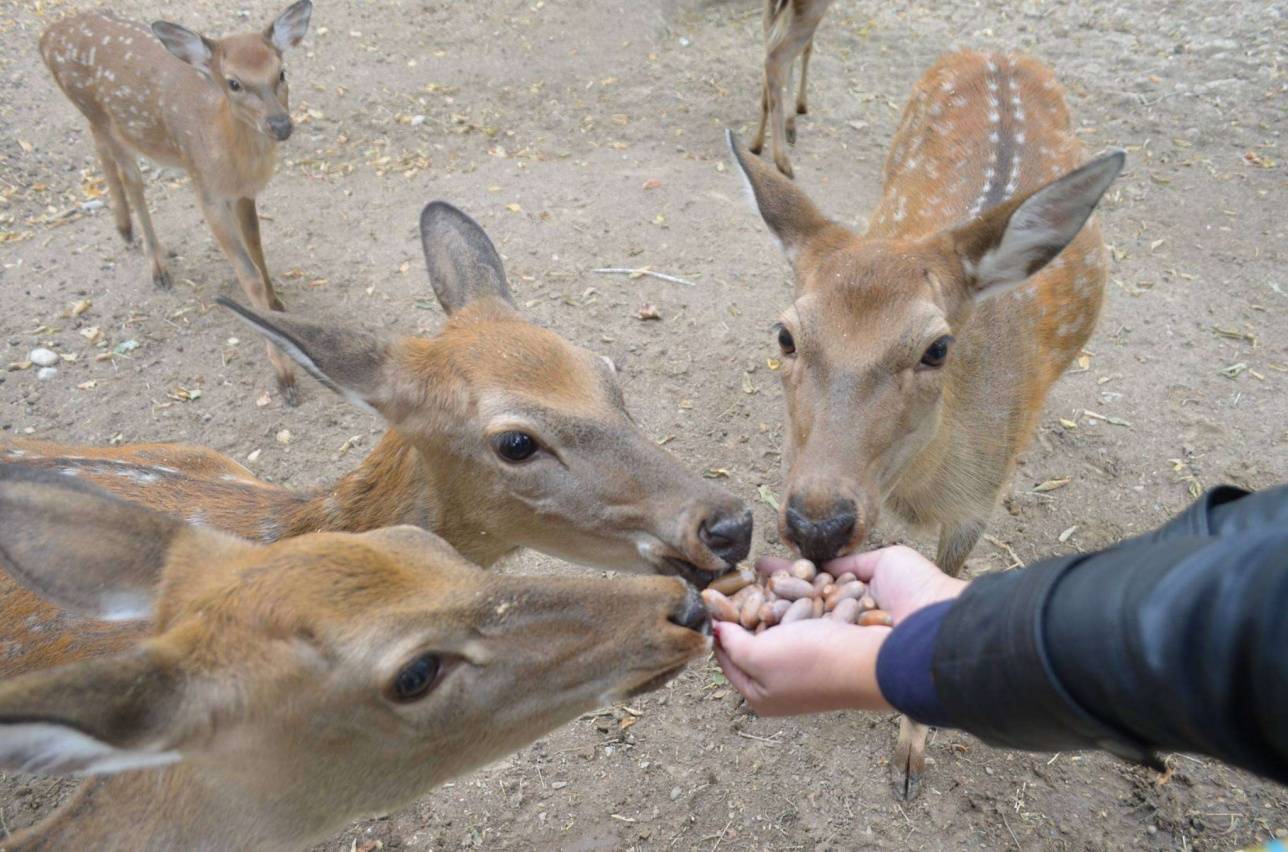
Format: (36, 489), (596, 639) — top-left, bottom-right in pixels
(775, 159), (795, 180)
(891, 740), (925, 801)
(785, 122), (797, 145)
(796, 102), (808, 116)
(117, 224), (135, 246)
(153, 267), (173, 290)
(280, 378), (300, 408)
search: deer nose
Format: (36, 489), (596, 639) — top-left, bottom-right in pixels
(267, 114), (292, 140)
(699, 508), (753, 567)
(668, 585), (710, 633)
(784, 497), (857, 563)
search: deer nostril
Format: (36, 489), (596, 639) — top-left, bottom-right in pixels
(699, 509), (753, 565)
(668, 586), (710, 633)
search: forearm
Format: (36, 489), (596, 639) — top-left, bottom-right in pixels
(877, 514), (1288, 782)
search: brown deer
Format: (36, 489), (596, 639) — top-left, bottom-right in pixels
(748, 0), (835, 178)
(40, 2), (313, 403)
(0, 467), (709, 850)
(729, 51), (1123, 797)
(0, 201), (751, 678)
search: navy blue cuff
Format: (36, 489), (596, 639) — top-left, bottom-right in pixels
(876, 600), (954, 727)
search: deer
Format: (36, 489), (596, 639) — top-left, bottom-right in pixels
(0, 201), (752, 678)
(0, 466), (710, 850)
(39, 2), (313, 404)
(728, 50), (1124, 798)
(748, 0), (835, 178)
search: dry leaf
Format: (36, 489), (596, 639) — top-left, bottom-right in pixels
(1059, 418), (1078, 430)
(642, 178), (662, 190)
(247, 449), (262, 463)
(703, 468), (731, 479)
(636, 303), (661, 321)
(1033, 477), (1072, 493)
(505, 202), (523, 213)
(276, 429), (293, 445)
(1058, 525), (1078, 543)
(256, 391), (272, 408)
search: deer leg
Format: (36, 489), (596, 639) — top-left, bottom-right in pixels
(796, 37), (813, 116)
(763, 48), (793, 178)
(887, 518), (987, 800)
(199, 195), (299, 405)
(104, 136), (168, 289)
(233, 198), (284, 312)
(750, 78), (770, 156)
(892, 716), (929, 800)
(936, 518), (987, 577)
(89, 127), (132, 245)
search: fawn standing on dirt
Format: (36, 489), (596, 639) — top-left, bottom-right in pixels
(0, 467), (710, 850)
(749, 0), (834, 178)
(40, 2), (313, 403)
(0, 202), (751, 677)
(730, 50), (1124, 797)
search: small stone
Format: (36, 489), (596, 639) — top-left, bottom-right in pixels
(1147, 825), (1158, 836)
(669, 786), (682, 801)
(36, 367), (58, 380)
(80, 199), (105, 212)
(276, 429), (292, 445)
(29, 348), (58, 367)
(410, 114), (426, 127)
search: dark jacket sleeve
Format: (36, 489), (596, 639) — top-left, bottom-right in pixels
(903, 485), (1288, 783)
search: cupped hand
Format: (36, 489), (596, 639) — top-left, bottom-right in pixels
(821, 546), (967, 623)
(712, 618), (892, 716)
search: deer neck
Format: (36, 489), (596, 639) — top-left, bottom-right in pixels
(7, 769), (304, 852)
(205, 99), (277, 197)
(282, 432), (516, 568)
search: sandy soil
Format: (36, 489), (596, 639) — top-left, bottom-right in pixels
(1, 0), (1286, 848)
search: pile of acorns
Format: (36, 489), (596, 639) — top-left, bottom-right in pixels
(701, 559), (893, 631)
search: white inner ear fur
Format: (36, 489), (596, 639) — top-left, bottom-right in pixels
(154, 26), (212, 73)
(0, 723), (179, 777)
(970, 152), (1123, 301)
(270, 3), (311, 51)
(96, 590), (154, 622)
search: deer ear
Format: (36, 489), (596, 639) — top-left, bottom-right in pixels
(216, 298), (405, 419)
(151, 21), (215, 78)
(0, 468), (193, 621)
(420, 202), (514, 315)
(954, 150), (1125, 300)
(726, 130), (832, 265)
(0, 650), (186, 776)
(265, 0), (312, 52)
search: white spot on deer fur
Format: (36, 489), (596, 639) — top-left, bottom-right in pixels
(187, 512), (207, 527)
(940, 79), (954, 93)
(61, 468), (80, 477)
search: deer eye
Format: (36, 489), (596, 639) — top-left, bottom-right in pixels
(389, 653), (442, 703)
(227, 78), (243, 92)
(493, 431), (538, 463)
(920, 335), (954, 369)
(776, 325), (796, 355)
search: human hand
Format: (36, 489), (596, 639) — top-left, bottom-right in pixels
(821, 546), (968, 624)
(712, 618), (892, 716)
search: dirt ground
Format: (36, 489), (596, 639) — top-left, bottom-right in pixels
(1, 0), (1286, 848)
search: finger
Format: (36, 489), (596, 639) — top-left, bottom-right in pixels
(712, 621), (758, 668)
(755, 555), (793, 577)
(822, 548), (887, 581)
(713, 644), (760, 699)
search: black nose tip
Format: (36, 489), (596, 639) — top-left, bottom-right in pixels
(699, 508), (753, 566)
(267, 116), (292, 140)
(668, 585), (710, 633)
(784, 497), (856, 564)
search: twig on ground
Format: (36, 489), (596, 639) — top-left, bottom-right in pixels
(592, 267), (696, 287)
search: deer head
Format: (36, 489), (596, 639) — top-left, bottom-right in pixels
(730, 132), (1122, 561)
(152, 0), (311, 141)
(0, 467), (708, 847)
(221, 202), (753, 585)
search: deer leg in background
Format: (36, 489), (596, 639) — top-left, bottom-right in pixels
(89, 125), (133, 246)
(234, 198), (285, 312)
(104, 133), (169, 288)
(199, 194), (298, 404)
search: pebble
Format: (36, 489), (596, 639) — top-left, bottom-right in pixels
(36, 367), (58, 380)
(80, 199), (105, 212)
(29, 348), (58, 367)
(410, 114), (426, 126)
